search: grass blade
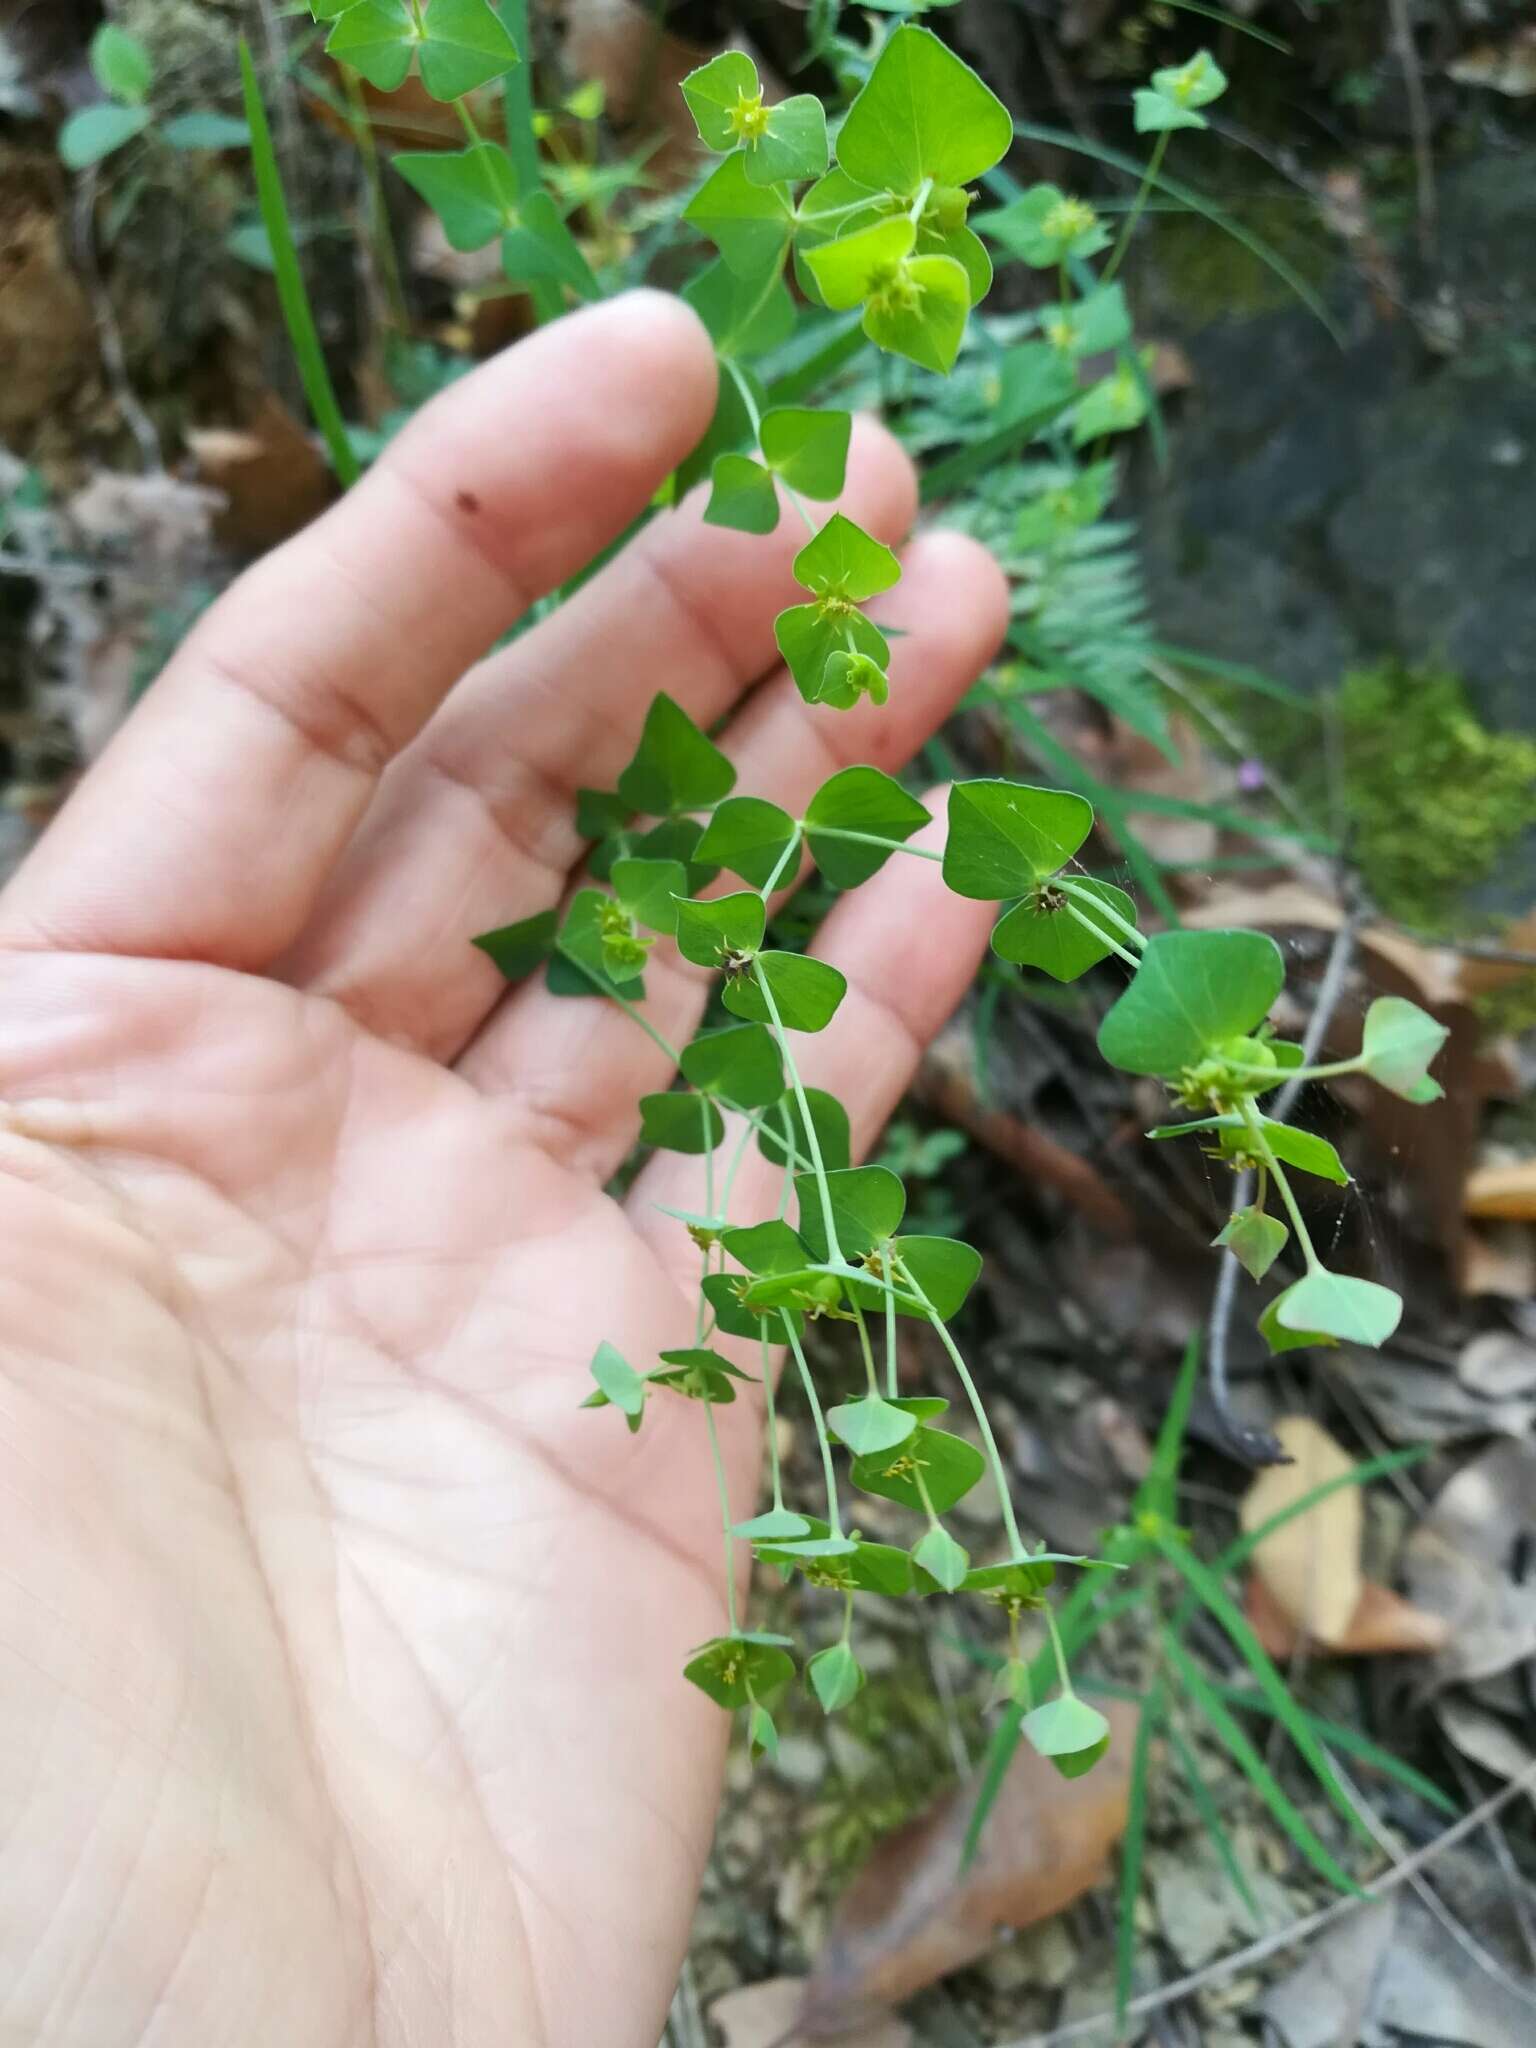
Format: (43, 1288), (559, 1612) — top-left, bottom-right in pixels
(238, 38), (358, 488)
(1212, 1686), (1458, 1819)
(1154, 0), (1292, 50)
(1009, 119), (1341, 343)
(1165, 1714), (1261, 1924)
(1146, 640), (1319, 713)
(1115, 1679), (1161, 2026)
(1161, 1629), (1363, 1893)
(1136, 1333), (1201, 1523)
(1151, 1526), (1374, 1852)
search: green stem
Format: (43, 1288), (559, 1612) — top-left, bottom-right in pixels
(1058, 876), (1146, 949)
(759, 823), (803, 902)
(850, 1300), (879, 1396)
(760, 1329), (788, 1511)
(725, 361), (815, 537)
(1045, 1603), (1075, 1697)
(1062, 898), (1141, 970)
(1228, 1055), (1366, 1085)
(717, 1112), (756, 1223)
(783, 1313), (844, 1537)
(1238, 1098), (1321, 1270)
(798, 824), (943, 863)
(894, 1256), (1026, 1561)
(907, 176), (934, 225)
(703, 1399), (739, 1635)
(1102, 129), (1169, 286)
(884, 1285), (898, 1401)
(752, 956), (842, 1266)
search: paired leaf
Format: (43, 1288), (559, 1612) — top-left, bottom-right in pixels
(395, 143), (516, 250)
(976, 184), (1109, 267)
(639, 1091), (725, 1154)
(864, 253), (971, 375)
(694, 795), (797, 889)
(1021, 1695), (1112, 1779)
(548, 888), (645, 999)
(836, 25), (1011, 195)
(827, 1393), (918, 1456)
(329, 0), (518, 100)
(792, 512), (901, 601)
(91, 23), (153, 103)
(851, 1426), (985, 1514)
(616, 692), (735, 815)
(1134, 49), (1228, 133)
(683, 258), (795, 360)
(704, 453), (778, 535)
(672, 890), (765, 969)
(808, 1640), (866, 1713)
(805, 765), (930, 888)
(680, 50), (760, 150)
(680, 1023), (784, 1108)
(1272, 1270), (1403, 1348)
(610, 856), (687, 934)
(775, 603), (889, 708)
(796, 1164), (906, 1259)
(756, 1087), (851, 1171)
(992, 878), (1137, 981)
(1096, 929), (1284, 1077)
(1214, 1206), (1288, 1281)
(760, 407), (850, 499)
(684, 153), (794, 279)
(1359, 996), (1448, 1100)
(59, 104), (150, 167)
(581, 1340), (646, 1432)
(722, 951), (847, 1031)
(943, 780), (1093, 900)
(684, 1631), (795, 1709)
(913, 1522), (970, 1592)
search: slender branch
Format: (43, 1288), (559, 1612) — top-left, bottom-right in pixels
(1102, 129), (1169, 286)
(1058, 876), (1146, 949)
(1061, 898), (1141, 970)
(782, 1314), (843, 1536)
(752, 957), (842, 1266)
(703, 1400), (738, 1635)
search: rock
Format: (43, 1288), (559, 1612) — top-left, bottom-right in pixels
(710, 1976), (912, 2048)
(772, 1734), (828, 1790)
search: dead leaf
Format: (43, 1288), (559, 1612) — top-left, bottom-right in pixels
(1240, 1416), (1362, 1645)
(557, 0), (718, 188)
(1435, 1696), (1536, 1811)
(710, 1977), (911, 2048)
(1463, 1157), (1536, 1221)
(1258, 1895), (1399, 2048)
(0, 149), (94, 445)
(187, 393), (334, 554)
(1402, 1439), (1536, 1693)
(1457, 1329), (1536, 1401)
(1335, 1347), (1536, 1445)
(800, 1700), (1138, 2037)
(1246, 1573), (1450, 1659)
(1460, 1224), (1536, 1301)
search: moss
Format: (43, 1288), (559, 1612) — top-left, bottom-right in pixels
(1141, 194), (1334, 323)
(1336, 661), (1536, 925)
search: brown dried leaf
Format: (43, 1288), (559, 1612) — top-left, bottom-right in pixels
(1240, 1416), (1362, 1646)
(711, 1978), (910, 2048)
(1246, 1573), (1450, 1659)
(1403, 1439), (1536, 1693)
(1463, 1158), (1536, 1222)
(187, 394), (334, 555)
(800, 1700), (1138, 2036)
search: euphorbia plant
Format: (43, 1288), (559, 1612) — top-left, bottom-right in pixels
(286, 3), (1449, 1777)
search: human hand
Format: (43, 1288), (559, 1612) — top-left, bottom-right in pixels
(0, 294), (1006, 2048)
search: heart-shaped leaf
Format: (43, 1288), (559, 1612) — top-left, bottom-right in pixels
(1273, 1270), (1402, 1348)
(1359, 996), (1449, 1100)
(943, 780), (1094, 900)
(723, 951), (847, 1032)
(805, 765), (930, 889)
(1021, 1695), (1111, 1778)
(1214, 1205), (1288, 1281)
(827, 1393), (918, 1456)
(680, 1023), (784, 1108)
(808, 1640), (866, 1713)
(836, 24), (1011, 195)
(992, 878), (1136, 981)
(617, 692), (735, 815)
(693, 796), (798, 889)
(1097, 928), (1285, 1077)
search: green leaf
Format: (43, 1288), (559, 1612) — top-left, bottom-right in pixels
(1096, 929), (1285, 1077)
(851, 1426), (985, 1514)
(805, 765), (929, 889)
(734, 1507), (812, 1541)
(59, 104), (150, 168)
(1273, 1270), (1402, 1348)
(774, 602), (890, 707)
(1072, 364), (1150, 446)
(818, 651), (890, 713)
(886, 1237), (982, 1320)
(756, 1088), (850, 1171)
(672, 891), (765, 970)
(963, 1558), (1059, 1600)
(701, 1270), (778, 1340)
(684, 1632), (794, 1709)
(913, 1522), (969, 1592)
(1021, 1695), (1112, 1778)
(680, 1023), (784, 1108)
(808, 1641), (865, 1713)
(922, 220), (991, 305)
(1258, 1295), (1336, 1355)
(576, 787), (629, 839)
(582, 1340), (646, 1431)
(827, 1394), (918, 1455)
(864, 253), (970, 375)
(1151, 1540), (1375, 1861)
(548, 888), (644, 1000)
(796, 1164), (906, 1259)
(610, 856), (687, 933)
(501, 189), (600, 301)
(616, 692), (735, 816)
(326, 0), (416, 92)
(743, 95), (828, 188)
(794, 168), (888, 252)
(694, 796), (798, 890)
(748, 1701), (779, 1759)
(704, 453), (779, 535)
(91, 23), (153, 103)
(759, 408), (850, 500)
(652, 1345), (754, 1405)
(680, 50), (759, 151)
(684, 152), (794, 279)
(836, 24), (1011, 195)
(976, 184), (1109, 268)
(1359, 996), (1449, 1100)
(160, 110), (252, 150)
(639, 1091), (725, 1154)
(1161, 1631), (1362, 1892)
(942, 780), (1094, 900)
(1214, 1206), (1288, 1281)
(473, 908), (556, 981)
(992, 878), (1136, 981)
(792, 512), (901, 602)
(395, 143), (516, 251)
(1135, 49), (1228, 133)
(723, 951), (847, 1032)
(1254, 1119), (1349, 1186)
(633, 815), (719, 895)
(803, 216), (915, 309)
(683, 257), (795, 360)
(1134, 1333), (1201, 1524)
(721, 1219), (812, 1275)
(1165, 1716), (1260, 1926)
(1043, 281), (1133, 360)
(417, 0), (520, 100)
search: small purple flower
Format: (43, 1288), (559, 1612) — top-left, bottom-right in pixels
(1237, 758), (1267, 793)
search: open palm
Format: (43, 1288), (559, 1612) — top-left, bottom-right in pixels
(0, 297), (1005, 2048)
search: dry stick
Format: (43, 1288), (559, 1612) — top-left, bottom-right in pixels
(1204, 911), (1360, 1464)
(1000, 1758), (1536, 2048)
(1386, 0), (1437, 261)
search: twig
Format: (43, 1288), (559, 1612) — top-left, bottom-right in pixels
(1386, 0), (1437, 261)
(71, 171), (161, 473)
(999, 1758), (1536, 2048)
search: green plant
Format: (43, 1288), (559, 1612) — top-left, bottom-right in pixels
(58, 21), (251, 170)
(273, 6), (1448, 1786)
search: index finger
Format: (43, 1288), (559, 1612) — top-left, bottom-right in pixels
(0, 293), (717, 970)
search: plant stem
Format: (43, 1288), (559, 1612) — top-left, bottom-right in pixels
(725, 361), (816, 536)
(1058, 876), (1146, 949)
(896, 1256), (1026, 1560)
(1062, 898), (1141, 969)
(884, 1285), (899, 1400)
(340, 64), (409, 329)
(1102, 130), (1169, 286)
(1238, 1098), (1321, 1270)
(717, 1112), (756, 1223)
(759, 824), (803, 901)
(850, 1300), (879, 1396)
(798, 824), (943, 862)
(753, 956), (843, 1265)
(760, 1329), (788, 1511)
(783, 1313), (844, 1536)
(1045, 1603), (1075, 1696)
(703, 1399), (739, 1635)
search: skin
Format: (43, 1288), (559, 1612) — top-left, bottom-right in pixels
(0, 293), (1007, 2048)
